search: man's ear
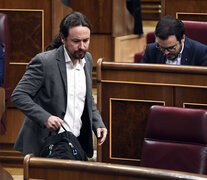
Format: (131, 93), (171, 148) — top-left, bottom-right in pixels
(60, 35), (65, 43)
(181, 34), (186, 43)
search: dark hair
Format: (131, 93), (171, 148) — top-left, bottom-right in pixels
(155, 16), (185, 42)
(46, 11), (91, 51)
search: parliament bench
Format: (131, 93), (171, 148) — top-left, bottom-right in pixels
(96, 59), (207, 166)
(24, 154), (207, 180)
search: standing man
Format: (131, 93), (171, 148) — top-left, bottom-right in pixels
(126, 0), (143, 35)
(11, 12), (107, 158)
(141, 16), (207, 66)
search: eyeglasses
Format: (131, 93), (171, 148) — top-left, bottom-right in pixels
(156, 43), (178, 52)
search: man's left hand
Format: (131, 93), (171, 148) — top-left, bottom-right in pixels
(97, 128), (107, 146)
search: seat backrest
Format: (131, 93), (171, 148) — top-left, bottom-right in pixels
(142, 20), (207, 45)
(140, 105), (207, 175)
(0, 13), (10, 89)
(146, 31), (155, 44)
(183, 20), (207, 45)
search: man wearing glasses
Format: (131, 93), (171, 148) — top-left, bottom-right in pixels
(141, 16), (207, 66)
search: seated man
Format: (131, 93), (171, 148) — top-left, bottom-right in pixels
(141, 16), (207, 66)
(0, 44), (4, 85)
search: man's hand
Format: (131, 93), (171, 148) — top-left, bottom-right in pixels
(97, 128), (107, 146)
(45, 116), (63, 131)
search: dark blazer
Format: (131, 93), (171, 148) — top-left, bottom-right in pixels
(11, 45), (105, 158)
(141, 37), (207, 66)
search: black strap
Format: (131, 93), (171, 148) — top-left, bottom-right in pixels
(49, 125), (67, 136)
(61, 125), (67, 132)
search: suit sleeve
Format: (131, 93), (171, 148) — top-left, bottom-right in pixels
(141, 44), (153, 63)
(11, 54), (51, 127)
(86, 53), (106, 134)
(199, 46), (207, 66)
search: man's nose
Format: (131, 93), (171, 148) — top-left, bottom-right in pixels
(79, 41), (85, 49)
(163, 49), (170, 55)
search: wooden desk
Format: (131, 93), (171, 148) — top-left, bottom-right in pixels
(97, 60), (207, 166)
(24, 154), (207, 180)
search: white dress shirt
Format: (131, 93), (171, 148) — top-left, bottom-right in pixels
(59, 46), (86, 137)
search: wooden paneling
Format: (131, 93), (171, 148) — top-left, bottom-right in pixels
(0, 165), (13, 180)
(141, 0), (161, 20)
(0, 0), (52, 49)
(176, 87), (207, 109)
(0, 0), (71, 90)
(110, 98), (163, 162)
(176, 13), (207, 21)
(51, 0), (73, 37)
(0, 109), (24, 143)
(161, 0), (207, 21)
(0, 10), (43, 62)
(89, 34), (114, 66)
(70, 0), (112, 34)
(69, 0), (134, 37)
(0, 109), (25, 167)
(114, 34), (146, 62)
(97, 60), (207, 166)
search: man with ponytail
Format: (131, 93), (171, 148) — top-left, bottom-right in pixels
(11, 12), (107, 159)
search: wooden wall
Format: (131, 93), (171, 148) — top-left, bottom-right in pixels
(161, 0), (207, 21)
(69, 0), (136, 66)
(141, 0), (161, 20)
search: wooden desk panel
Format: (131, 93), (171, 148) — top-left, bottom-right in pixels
(101, 83), (170, 165)
(24, 154), (207, 180)
(97, 60), (207, 165)
(176, 87), (207, 109)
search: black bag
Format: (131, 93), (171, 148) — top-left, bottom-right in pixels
(40, 126), (88, 161)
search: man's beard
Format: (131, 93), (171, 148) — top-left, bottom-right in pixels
(166, 53), (178, 60)
(72, 49), (86, 59)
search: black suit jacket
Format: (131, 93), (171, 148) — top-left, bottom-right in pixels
(141, 37), (207, 66)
